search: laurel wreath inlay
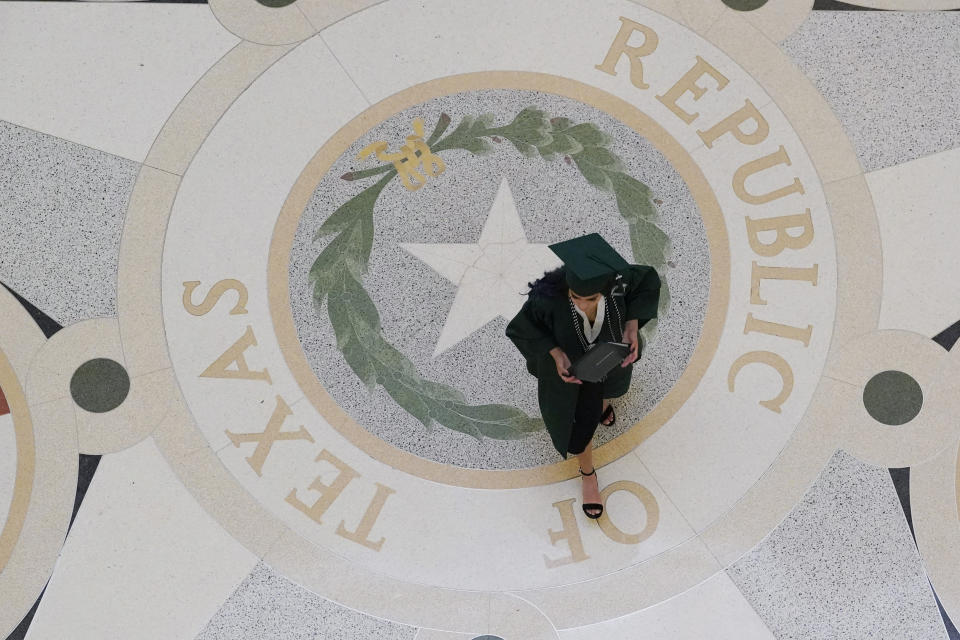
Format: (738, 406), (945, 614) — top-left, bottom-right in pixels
(308, 108), (671, 441)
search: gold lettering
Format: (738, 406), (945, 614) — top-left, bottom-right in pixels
(597, 481), (659, 545)
(544, 499), (590, 568)
(225, 395), (314, 476)
(744, 313), (813, 347)
(595, 17), (660, 90)
(182, 279), (248, 316)
(200, 325), (272, 384)
(286, 449), (359, 524)
(750, 262), (819, 305)
(733, 146), (805, 205)
(728, 351), (794, 413)
(336, 483), (396, 552)
(698, 99), (769, 148)
(745, 210), (814, 257)
(656, 56), (730, 125)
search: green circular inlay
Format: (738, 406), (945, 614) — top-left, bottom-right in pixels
(863, 370), (923, 426)
(722, 0), (769, 10)
(472, 636), (504, 640)
(256, 0), (298, 7)
(70, 358), (130, 413)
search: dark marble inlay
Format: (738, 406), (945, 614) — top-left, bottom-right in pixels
(722, 0), (769, 9)
(814, 0), (960, 8)
(256, 0), (297, 6)
(0, 0), (212, 3)
(1, 282), (61, 339)
(813, 0), (883, 8)
(472, 636), (505, 640)
(4, 586), (45, 640)
(935, 591), (960, 640)
(71, 454), (102, 529)
(70, 358), (130, 413)
(0, 385), (8, 416)
(888, 467), (914, 541)
(934, 319), (960, 352)
(888, 468), (960, 639)
(863, 370), (922, 426)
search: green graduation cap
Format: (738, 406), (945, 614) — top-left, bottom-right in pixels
(549, 233), (630, 296)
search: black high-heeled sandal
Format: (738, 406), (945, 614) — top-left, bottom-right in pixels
(579, 467), (603, 519)
(600, 404), (616, 426)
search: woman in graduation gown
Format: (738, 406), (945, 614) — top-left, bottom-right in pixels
(506, 233), (661, 519)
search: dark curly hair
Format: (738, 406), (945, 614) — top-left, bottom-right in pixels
(525, 267), (568, 298)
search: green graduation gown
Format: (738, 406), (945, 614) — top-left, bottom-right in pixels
(505, 265), (661, 458)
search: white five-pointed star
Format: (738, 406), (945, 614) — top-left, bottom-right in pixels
(402, 178), (562, 357)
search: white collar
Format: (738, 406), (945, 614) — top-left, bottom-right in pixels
(572, 296), (605, 343)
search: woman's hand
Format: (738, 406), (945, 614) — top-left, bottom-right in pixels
(550, 347), (582, 384)
(621, 319), (640, 367)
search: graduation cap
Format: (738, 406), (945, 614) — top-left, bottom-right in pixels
(548, 233), (629, 296)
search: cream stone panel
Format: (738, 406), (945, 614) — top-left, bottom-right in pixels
(558, 570), (774, 639)
(0, 2), (237, 161)
(867, 147), (960, 337)
(297, 0), (389, 30)
(514, 536), (720, 629)
(24, 439), (258, 640)
(488, 594), (560, 640)
(145, 41), (297, 176)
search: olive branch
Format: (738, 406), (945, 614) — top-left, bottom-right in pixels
(309, 108), (670, 441)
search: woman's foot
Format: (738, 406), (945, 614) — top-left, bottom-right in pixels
(600, 403), (615, 426)
(579, 467), (603, 519)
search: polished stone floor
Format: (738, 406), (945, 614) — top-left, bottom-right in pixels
(2, 1), (960, 639)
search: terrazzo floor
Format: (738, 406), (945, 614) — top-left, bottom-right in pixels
(2, 1), (960, 639)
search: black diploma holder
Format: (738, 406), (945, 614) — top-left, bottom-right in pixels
(568, 341), (632, 383)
